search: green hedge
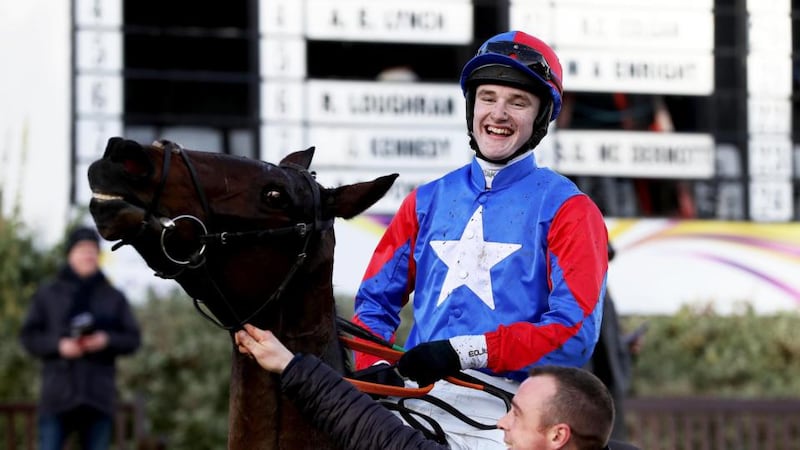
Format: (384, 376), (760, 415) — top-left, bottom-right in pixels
(625, 304), (800, 397)
(0, 211), (60, 401)
(117, 291), (232, 449)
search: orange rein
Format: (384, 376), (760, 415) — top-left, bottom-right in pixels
(339, 336), (488, 397)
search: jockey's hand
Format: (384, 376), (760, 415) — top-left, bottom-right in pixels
(351, 361), (405, 398)
(397, 340), (460, 386)
(398, 336), (488, 387)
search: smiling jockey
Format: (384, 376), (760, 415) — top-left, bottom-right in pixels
(352, 30), (609, 449)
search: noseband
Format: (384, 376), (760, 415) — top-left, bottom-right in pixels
(113, 139), (332, 331)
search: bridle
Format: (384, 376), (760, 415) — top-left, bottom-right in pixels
(110, 139), (332, 331)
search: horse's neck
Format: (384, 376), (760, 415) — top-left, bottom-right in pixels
(226, 267), (341, 450)
(227, 352), (335, 449)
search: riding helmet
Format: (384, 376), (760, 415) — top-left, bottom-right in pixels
(460, 30), (564, 157)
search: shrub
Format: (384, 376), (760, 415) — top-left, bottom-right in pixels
(625, 303), (800, 397)
(117, 291), (232, 450)
(0, 211), (60, 401)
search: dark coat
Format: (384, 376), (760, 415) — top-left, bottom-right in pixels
(283, 355), (639, 450)
(586, 292), (632, 440)
(282, 354), (449, 450)
(19, 267), (141, 416)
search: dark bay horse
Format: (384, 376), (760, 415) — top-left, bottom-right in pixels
(87, 137), (397, 449)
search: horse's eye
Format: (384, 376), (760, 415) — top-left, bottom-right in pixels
(261, 188), (288, 208)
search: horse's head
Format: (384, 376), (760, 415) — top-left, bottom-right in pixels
(88, 137), (397, 330)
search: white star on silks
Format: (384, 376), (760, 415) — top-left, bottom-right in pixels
(430, 206), (521, 310)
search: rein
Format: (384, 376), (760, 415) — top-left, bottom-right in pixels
(336, 317), (513, 441)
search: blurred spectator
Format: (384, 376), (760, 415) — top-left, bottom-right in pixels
(20, 226), (141, 450)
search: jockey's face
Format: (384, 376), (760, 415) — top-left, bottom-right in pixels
(496, 375), (569, 449)
(472, 84), (539, 162)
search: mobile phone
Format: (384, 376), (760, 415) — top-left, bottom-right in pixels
(624, 321), (649, 344)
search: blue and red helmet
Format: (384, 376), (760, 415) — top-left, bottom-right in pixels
(461, 30), (563, 121)
(461, 31), (564, 157)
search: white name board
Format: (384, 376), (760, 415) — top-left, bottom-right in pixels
(747, 0), (790, 14)
(541, 130), (715, 179)
(76, 75), (122, 116)
(307, 126), (469, 169)
(512, 0), (712, 10)
(75, 0), (122, 28)
(749, 181), (793, 222)
(76, 31), (122, 72)
(511, 5), (713, 51)
(261, 81), (305, 121)
(260, 37), (307, 79)
(748, 15), (791, 55)
(560, 49), (714, 95)
(747, 56), (792, 99)
(306, 80), (465, 125)
(748, 99), (792, 135)
(748, 137), (793, 179)
(305, 0), (473, 44)
(76, 119), (123, 160)
(259, 0), (304, 36)
(261, 124), (306, 163)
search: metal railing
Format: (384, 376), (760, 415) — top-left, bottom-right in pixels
(5, 397), (799, 449)
(626, 397), (800, 450)
(1, 398), (151, 450)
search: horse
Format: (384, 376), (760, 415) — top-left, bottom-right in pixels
(87, 137), (398, 449)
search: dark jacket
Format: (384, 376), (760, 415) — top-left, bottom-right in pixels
(19, 267), (141, 416)
(586, 292), (632, 440)
(282, 355), (638, 450)
(281, 354), (449, 450)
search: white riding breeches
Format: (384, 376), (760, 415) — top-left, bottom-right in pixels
(387, 370), (520, 450)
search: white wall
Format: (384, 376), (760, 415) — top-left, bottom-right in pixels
(0, 0), (72, 246)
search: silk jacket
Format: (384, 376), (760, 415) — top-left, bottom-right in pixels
(354, 154), (608, 381)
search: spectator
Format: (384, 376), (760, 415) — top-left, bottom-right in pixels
(351, 29), (608, 448)
(20, 226), (141, 450)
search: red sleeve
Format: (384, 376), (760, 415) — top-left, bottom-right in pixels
(485, 195), (608, 371)
(352, 191), (418, 369)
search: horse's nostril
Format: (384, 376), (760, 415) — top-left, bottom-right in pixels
(123, 158), (150, 177)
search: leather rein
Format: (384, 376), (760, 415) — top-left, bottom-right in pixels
(110, 139), (332, 331)
(337, 317), (514, 443)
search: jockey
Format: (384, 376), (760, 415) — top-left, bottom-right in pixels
(350, 30), (609, 449)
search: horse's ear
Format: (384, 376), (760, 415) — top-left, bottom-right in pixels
(279, 146), (315, 170)
(326, 174), (399, 219)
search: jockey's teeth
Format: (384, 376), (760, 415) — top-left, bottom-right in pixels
(92, 192), (124, 202)
(487, 126), (511, 135)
